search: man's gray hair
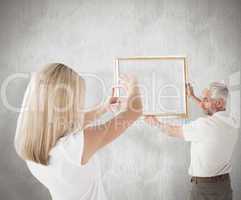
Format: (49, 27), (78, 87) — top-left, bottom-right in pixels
(209, 82), (229, 102)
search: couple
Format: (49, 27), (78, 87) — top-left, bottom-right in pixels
(15, 63), (238, 200)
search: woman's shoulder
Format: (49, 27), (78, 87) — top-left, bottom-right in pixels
(59, 128), (84, 147)
(50, 128), (85, 166)
(53, 128), (83, 146)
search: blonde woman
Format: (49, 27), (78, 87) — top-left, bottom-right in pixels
(15, 63), (142, 200)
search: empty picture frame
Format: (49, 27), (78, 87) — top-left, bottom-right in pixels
(114, 56), (189, 118)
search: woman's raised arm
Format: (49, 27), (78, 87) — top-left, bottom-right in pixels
(81, 74), (143, 165)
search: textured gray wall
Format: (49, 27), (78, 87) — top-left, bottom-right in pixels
(0, 0), (240, 199)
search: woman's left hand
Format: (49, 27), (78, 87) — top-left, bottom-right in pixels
(103, 87), (127, 112)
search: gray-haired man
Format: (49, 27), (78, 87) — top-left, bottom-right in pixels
(144, 82), (239, 200)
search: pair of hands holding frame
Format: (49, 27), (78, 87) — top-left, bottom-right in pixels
(102, 77), (196, 127)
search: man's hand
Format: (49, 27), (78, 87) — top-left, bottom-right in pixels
(186, 83), (195, 97)
(144, 115), (161, 127)
(186, 83), (202, 105)
(144, 115), (184, 138)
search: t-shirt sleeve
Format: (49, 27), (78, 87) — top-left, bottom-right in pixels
(183, 118), (208, 142)
(59, 129), (84, 166)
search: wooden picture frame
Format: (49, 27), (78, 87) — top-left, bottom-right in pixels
(114, 56), (189, 118)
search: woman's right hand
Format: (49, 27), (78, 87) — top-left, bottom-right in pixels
(119, 74), (143, 114)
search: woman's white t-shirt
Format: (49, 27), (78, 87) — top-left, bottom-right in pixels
(26, 129), (107, 200)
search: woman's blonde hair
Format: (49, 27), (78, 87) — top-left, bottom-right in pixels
(15, 63), (85, 165)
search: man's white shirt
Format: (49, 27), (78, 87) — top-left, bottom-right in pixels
(183, 111), (239, 177)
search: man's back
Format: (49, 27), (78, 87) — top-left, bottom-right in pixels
(183, 111), (239, 177)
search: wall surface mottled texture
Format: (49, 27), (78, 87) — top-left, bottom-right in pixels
(0, 0), (240, 199)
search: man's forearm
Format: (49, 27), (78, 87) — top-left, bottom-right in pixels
(191, 95), (202, 105)
(154, 121), (183, 138)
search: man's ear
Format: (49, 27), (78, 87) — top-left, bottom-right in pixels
(215, 99), (225, 109)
